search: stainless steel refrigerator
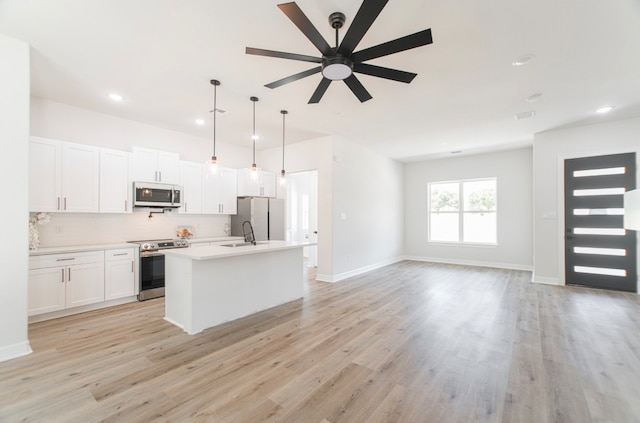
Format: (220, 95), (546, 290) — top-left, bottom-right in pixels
(231, 198), (285, 241)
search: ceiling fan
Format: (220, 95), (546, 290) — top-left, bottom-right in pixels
(246, 0), (433, 104)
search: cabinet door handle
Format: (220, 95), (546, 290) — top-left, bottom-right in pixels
(113, 253), (128, 256)
(56, 258), (75, 262)
(185, 203), (188, 213)
(64, 197), (67, 210)
(61, 268), (65, 283)
(221, 204), (224, 213)
(125, 200), (128, 211)
(131, 260), (134, 272)
(57, 197), (61, 210)
(155, 171), (158, 181)
(68, 268), (71, 281)
(159, 171), (162, 181)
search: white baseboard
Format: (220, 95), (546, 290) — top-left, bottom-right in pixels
(0, 341), (32, 363)
(28, 296), (138, 323)
(531, 274), (562, 285)
(403, 255), (533, 272)
(316, 257), (405, 283)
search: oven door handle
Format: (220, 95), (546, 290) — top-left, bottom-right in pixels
(140, 251), (165, 258)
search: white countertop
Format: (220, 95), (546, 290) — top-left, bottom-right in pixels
(164, 240), (315, 260)
(28, 236), (244, 256)
(29, 243), (135, 256)
(187, 236), (244, 244)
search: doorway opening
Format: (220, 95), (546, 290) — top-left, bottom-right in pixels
(286, 170), (318, 267)
(564, 152), (637, 292)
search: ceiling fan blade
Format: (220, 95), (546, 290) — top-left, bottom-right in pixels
(343, 74), (373, 102)
(309, 78), (332, 104)
(353, 63), (417, 83)
(351, 29), (433, 63)
(278, 2), (332, 55)
(265, 67), (322, 89)
(338, 0), (388, 56)
(246, 47), (322, 63)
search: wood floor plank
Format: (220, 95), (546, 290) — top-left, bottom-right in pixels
(1, 262), (639, 422)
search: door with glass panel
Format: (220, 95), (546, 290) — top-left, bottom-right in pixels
(564, 153), (637, 292)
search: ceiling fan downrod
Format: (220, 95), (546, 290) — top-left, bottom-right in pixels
(329, 12), (345, 49)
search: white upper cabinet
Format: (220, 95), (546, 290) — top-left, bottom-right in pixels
(29, 137), (62, 212)
(237, 168), (276, 198)
(132, 147), (179, 184)
(62, 143), (100, 212)
(203, 167), (237, 214)
(29, 137), (99, 213)
(179, 161), (204, 214)
(99, 148), (131, 213)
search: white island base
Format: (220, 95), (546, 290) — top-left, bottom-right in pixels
(164, 241), (306, 335)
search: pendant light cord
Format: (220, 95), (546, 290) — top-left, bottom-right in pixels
(210, 79), (220, 162)
(250, 96), (258, 166)
(281, 110), (287, 170)
(213, 83), (217, 157)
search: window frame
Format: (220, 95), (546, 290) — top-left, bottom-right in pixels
(427, 177), (498, 246)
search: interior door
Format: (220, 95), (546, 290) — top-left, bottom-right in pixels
(564, 152), (637, 292)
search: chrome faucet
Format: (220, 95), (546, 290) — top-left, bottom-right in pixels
(242, 221), (256, 245)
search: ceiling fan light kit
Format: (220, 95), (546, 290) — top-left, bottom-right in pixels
(246, 0), (433, 104)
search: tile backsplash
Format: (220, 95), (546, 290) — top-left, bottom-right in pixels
(32, 210), (230, 247)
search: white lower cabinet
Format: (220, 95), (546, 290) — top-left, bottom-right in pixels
(29, 251), (106, 316)
(105, 248), (136, 300)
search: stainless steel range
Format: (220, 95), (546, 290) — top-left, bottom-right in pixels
(128, 239), (190, 301)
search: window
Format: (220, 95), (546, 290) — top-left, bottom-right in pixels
(428, 178), (497, 244)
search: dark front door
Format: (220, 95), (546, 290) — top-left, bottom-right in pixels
(564, 152), (637, 292)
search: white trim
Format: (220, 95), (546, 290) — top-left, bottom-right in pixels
(404, 255), (533, 271)
(532, 274), (562, 285)
(315, 257), (405, 283)
(28, 296), (137, 323)
(0, 341), (32, 363)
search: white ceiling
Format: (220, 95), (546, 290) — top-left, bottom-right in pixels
(2, 0), (640, 162)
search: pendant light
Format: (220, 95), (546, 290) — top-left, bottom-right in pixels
(209, 79), (220, 173)
(250, 96), (259, 179)
(280, 110), (288, 185)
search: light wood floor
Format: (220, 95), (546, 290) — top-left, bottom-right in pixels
(2, 261), (640, 422)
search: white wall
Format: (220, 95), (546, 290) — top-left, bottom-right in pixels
(533, 117), (640, 288)
(260, 136), (333, 278)
(31, 98), (251, 167)
(404, 147), (533, 270)
(330, 136), (404, 280)
(0, 34), (32, 361)
(30, 98), (253, 245)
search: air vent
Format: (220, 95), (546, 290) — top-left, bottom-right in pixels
(514, 111), (536, 120)
(209, 108), (228, 115)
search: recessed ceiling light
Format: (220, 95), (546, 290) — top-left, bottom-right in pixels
(512, 54), (535, 67)
(195, 118), (205, 126)
(108, 93), (124, 102)
(515, 111), (536, 120)
(526, 93), (542, 103)
(596, 105), (615, 114)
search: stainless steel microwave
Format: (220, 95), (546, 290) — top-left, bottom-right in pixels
(133, 182), (182, 208)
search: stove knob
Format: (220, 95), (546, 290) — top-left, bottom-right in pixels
(142, 243), (150, 250)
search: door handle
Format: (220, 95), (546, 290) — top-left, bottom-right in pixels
(61, 268), (65, 283)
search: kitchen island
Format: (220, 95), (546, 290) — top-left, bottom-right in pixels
(163, 240), (311, 335)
